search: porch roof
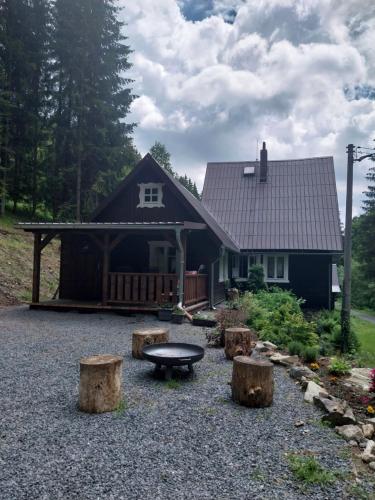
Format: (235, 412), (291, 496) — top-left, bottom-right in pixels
(17, 221), (207, 232)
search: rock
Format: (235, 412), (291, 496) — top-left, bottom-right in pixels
(361, 440), (375, 464)
(300, 376), (309, 390)
(313, 394), (357, 426)
(335, 425), (364, 442)
(254, 341), (269, 353)
(270, 353), (299, 366)
(369, 462), (375, 472)
(295, 420), (304, 428)
(263, 341), (278, 350)
(349, 440), (358, 446)
(347, 368), (371, 391)
(290, 365), (316, 381)
(362, 424), (374, 439)
(304, 381), (328, 403)
(365, 417), (375, 428)
(359, 439), (368, 449)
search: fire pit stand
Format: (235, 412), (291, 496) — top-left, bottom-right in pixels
(142, 343), (205, 380)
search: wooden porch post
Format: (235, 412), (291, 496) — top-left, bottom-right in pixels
(102, 233), (110, 305)
(176, 229), (186, 305)
(32, 233), (41, 303)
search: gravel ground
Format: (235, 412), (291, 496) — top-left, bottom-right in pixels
(0, 306), (373, 499)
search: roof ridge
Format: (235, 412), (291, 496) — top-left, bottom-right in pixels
(207, 156), (333, 165)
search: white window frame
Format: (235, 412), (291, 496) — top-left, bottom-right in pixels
(264, 254), (289, 283)
(137, 183), (165, 208)
(148, 241), (176, 273)
(219, 252), (229, 283)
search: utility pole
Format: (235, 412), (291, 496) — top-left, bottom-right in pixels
(341, 144), (375, 353)
(341, 144), (354, 353)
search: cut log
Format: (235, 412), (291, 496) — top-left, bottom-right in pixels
(227, 288), (239, 302)
(224, 327), (258, 360)
(79, 354), (123, 413)
(132, 328), (169, 359)
(231, 356), (273, 407)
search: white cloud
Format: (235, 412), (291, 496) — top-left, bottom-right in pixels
(120, 0), (375, 215)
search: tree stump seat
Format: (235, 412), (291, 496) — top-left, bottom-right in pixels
(132, 328), (169, 359)
(231, 356), (273, 408)
(224, 327), (258, 360)
(79, 354), (123, 413)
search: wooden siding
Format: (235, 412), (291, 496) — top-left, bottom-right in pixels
(184, 274), (208, 305)
(60, 234), (102, 300)
(213, 260), (225, 304)
(94, 163), (200, 223)
(286, 254), (332, 309)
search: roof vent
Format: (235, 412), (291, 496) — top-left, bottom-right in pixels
(243, 165), (255, 176)
(260, 141), (268, 183)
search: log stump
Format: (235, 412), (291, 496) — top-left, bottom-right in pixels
(227, 288), (239, 302)
(231, 356), (273, 407)
(224, 327), (257, 360)
(79, 354), (123, 413)
(132, 328), (169, 359)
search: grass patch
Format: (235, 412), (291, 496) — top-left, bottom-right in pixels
(352, 316), (375, 367)
(115, 399), (128, 416)
(287, 454), (337, 485)
(165, 379), (181, 390)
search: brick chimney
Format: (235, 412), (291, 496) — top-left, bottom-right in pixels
(260, 141), (268, 183)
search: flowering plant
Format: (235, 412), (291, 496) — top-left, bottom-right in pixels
(310, 362), (320, 371)
(370, 368), (375, 393)
(367, 405), (375, 415)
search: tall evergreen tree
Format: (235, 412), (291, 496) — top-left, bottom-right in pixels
(0, 0), (50, 215)
(150, 141), (175, 176)
(351, 161), (375, 308)
(50, 0), (136, 220)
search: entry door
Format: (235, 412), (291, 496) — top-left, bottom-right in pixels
(148, 241), (176, 273)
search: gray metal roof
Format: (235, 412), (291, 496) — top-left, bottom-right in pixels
(201, 157), (343, 252)
(158, 159), (239, 252)
(18, 221), (194, 231)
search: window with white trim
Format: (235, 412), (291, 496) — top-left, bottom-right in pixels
(265, 254), (289, 283)
(219, 252), (229, 283)
(137, 183), (165, 208)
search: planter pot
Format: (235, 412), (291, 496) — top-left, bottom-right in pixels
(192, 318), (217, 328)
(158, 309), (173, 321)
(171, 314), (184, 324)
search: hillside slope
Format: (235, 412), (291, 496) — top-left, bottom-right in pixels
(0, 215), (59, 306)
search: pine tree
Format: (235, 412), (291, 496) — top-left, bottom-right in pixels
(50, 0), (136, 220)
(150, 141), (175, 176)
(0, 0), (50, 216)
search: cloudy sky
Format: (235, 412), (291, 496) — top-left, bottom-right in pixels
(120, 0), (375, 218)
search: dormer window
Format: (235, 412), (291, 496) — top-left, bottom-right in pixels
(137, 183), (165, 208)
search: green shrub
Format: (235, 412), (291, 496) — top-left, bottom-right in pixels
(288, 341), (304, 356)
(247, 264), (266, 292)
(240, 288), (318, 349)
(328, 357), (351, 375)
(314, 309), (359, 355)
(302, 346), (319, 363)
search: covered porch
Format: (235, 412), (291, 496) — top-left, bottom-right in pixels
(19, 221), (214, 312)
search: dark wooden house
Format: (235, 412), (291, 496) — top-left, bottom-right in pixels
(20, 144), (342, 311)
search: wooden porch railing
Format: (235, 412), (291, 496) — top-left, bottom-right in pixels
(108, 273), (178, 304)
(184, 274), (208, 306)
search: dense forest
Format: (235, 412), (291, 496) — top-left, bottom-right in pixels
(351, 161), (375, 310)
(0, 0), (198, 222)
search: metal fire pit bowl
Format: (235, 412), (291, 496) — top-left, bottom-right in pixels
(142, 342), (205, 380)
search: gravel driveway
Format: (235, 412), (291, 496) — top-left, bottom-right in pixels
(0, 306), (371, 499)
